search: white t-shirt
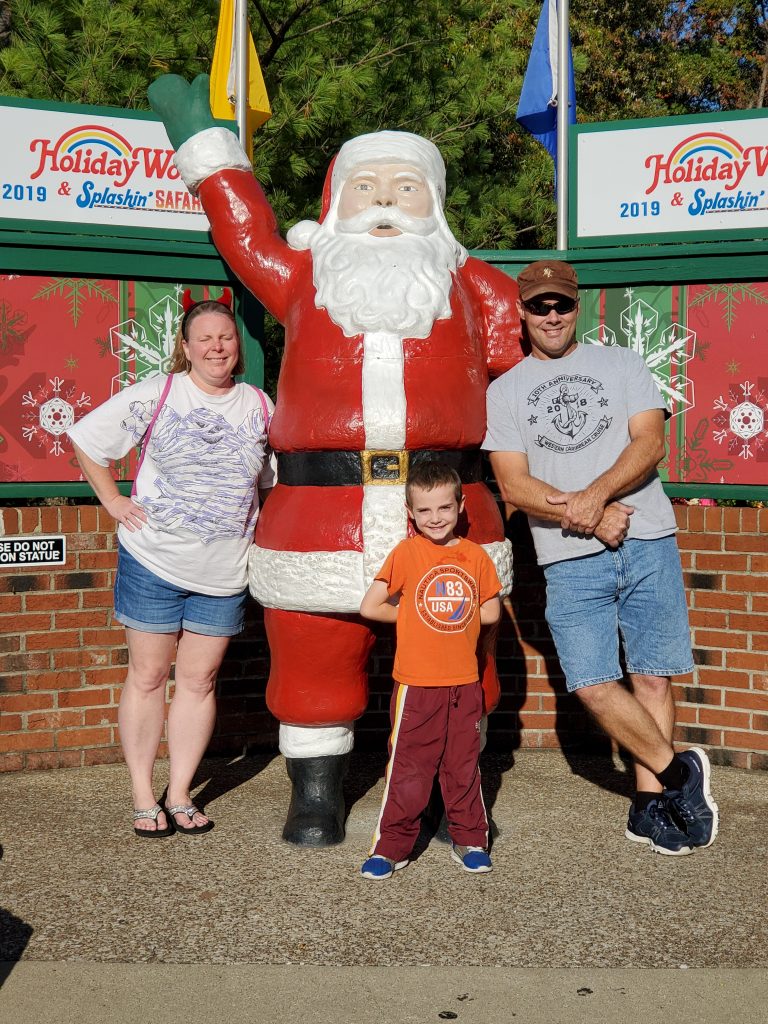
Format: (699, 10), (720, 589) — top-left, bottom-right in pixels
(483, 344), (677, 566)
(68, 373), (276, 595)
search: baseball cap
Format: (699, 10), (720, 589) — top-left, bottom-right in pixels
(517, 260), (579, 301)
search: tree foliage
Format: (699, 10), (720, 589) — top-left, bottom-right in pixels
(0, 0), (766, 252)
(575, 1), (768, 119)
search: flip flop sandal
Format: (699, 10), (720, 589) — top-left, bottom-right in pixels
(165, 802), (214, 835)
(133, 803), (174, 838)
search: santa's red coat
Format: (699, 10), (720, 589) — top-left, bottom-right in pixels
(199, 169), (524, 557)
(197, 168), (524, 724)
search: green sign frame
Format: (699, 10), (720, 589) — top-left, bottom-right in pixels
(568, 108), (768, 249)
(0, 94), (223, 244)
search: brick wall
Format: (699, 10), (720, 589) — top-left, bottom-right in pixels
(1, 503), (766, 772)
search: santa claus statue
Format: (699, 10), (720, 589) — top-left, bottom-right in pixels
(149, 75), (524, 846)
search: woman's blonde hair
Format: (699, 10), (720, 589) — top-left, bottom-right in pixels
(169, 300), (245, 376)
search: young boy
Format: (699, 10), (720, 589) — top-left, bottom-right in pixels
(359, 461), (502, 879)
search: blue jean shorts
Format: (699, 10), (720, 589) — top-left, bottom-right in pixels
(114, 543), (247, 637)
(543, 536), (694, 692)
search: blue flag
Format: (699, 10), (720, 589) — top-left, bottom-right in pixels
(516, 0), (576, 161)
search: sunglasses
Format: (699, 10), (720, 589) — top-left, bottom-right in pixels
(522, 297), (578, 316)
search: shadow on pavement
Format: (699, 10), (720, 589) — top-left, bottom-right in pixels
(0, 900), (33, 987)
(190, 751), (280, 812)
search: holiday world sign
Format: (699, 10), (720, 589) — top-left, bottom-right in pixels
(0, 96), (216, 236)
(572, 110), (768, 245)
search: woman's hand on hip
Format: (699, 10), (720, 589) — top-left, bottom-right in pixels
(105, 495), (148, 531)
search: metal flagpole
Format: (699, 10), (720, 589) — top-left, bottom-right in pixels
(556, 0), (569, 251)
(235, 0), (249, 149)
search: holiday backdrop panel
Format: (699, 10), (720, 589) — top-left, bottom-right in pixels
(578, 281), (768, 488)
(0, 275), (220, 482)
(2, 273), (766, 489)
(682, 282), (768, 483)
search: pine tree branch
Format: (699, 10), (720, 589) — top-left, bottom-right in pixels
(351, 40), (421, 70)
(0, 1), (12, 49)
(515, 216), (555, 239)
(260, 0), (322, 67)
(251, 0), (277, 44)
(429, 101), (519, 143)
(284, 0), (390, 48)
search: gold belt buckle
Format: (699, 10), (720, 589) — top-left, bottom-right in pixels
(361, 449), (409, 485)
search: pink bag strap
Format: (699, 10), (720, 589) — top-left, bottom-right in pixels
(250, 384), (271, 432)
(131, 374), (173, 498)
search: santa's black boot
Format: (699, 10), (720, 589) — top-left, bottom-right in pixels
(282, 753), (349, 846)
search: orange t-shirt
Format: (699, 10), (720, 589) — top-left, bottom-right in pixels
(376, 534), (501, 687)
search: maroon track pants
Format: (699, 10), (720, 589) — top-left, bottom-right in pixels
(370, 681), (489, 862)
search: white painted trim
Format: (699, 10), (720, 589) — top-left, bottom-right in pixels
(484, 540), (514, 595)
(361, 332), (406, 449)
(249, 547), (366, 612)
(248, 537), (513, 612)
(174, 127), (252, 193)
(361, 484), (409, 591)
(279, 723), (354, 758)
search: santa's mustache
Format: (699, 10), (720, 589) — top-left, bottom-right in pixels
(335, 205), (436, 237)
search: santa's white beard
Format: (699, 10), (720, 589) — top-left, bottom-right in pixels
(287, 209), (464, 339)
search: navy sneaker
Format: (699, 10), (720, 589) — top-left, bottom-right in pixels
(450, 844), (493, 873)
(664, 747), (719, 848)
(625, 798), (693, 856)
(360, 855), (408, 880)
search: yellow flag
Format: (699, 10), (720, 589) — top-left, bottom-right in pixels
(210, 0), (271, 159)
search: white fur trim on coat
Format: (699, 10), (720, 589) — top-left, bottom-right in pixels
(279, 723), (354, 758)
(362, 332), (406, 449)
(249, 536), (513, 612)
(361, 484), (409, 590)
(174, 127), (252, 194)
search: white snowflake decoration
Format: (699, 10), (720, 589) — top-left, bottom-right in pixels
(109, 293), (183, 394)
(21, 376), (92, 457)
(713, 380), (768, 460)
(582, 295), (696, 418)
(729, 401), (764, 441)
(39, 396), (75, 436)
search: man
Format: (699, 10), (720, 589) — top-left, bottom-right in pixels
(483, 259), (719, 856)
(148, 75), (524, 845)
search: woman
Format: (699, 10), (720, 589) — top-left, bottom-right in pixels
(68, 292), (274, 838)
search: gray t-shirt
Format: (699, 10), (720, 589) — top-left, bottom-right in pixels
(483, 344), (677, 565)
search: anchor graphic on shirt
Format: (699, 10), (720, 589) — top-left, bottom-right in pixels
(550, 383), (588, 439)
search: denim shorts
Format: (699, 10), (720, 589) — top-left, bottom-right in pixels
(114, 543), (247, 637)
(543, 536), (694, 692)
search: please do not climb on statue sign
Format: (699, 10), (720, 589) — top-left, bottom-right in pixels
(0, 535), (66, 566)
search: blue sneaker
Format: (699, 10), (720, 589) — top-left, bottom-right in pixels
(360, 855), (408, 880)
(451, 844), (492, 873)
(664, 747), (719, 848)
(625, 798), (693, 856)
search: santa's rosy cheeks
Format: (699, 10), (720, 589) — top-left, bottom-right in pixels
(337, 163), (433, 234)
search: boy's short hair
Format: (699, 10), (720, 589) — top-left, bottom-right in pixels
(405, 460), (463, 506)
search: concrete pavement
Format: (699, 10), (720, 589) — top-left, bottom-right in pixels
(1, 750), (766, 1022)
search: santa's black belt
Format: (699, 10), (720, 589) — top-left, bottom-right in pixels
(276, 449), (483, 486)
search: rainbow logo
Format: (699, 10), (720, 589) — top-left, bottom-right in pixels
(667, 132), (744, 167)
(52, 124), (134, 160)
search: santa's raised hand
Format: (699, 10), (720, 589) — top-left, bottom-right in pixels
(148, 73), (230, 152)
